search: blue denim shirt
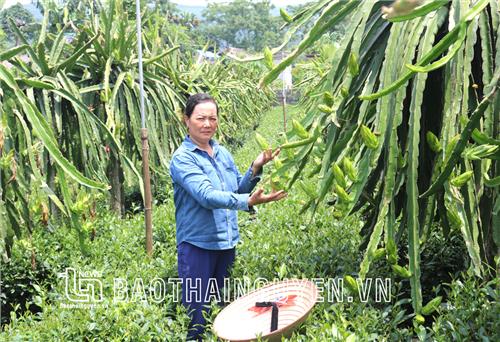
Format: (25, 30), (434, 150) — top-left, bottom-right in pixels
(169, 136), (261, 250)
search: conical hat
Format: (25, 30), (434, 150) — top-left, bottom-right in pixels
(213, 279), (318, 342)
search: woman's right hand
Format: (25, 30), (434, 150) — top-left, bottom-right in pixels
(248, 188), (287, 207)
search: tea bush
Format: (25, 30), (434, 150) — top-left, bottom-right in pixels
(429, 273), (499, 341)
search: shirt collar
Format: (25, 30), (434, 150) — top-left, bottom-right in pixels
(183, 135), (219, 154)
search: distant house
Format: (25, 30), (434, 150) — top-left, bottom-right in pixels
(196, 50), (219, 64)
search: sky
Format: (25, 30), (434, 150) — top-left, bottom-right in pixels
(3, 0), (313, 9)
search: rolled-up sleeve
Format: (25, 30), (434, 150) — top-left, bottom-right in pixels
(237, 165), (262, 194)
(170, 154), (250, 211)
(224, 150), (261, 194)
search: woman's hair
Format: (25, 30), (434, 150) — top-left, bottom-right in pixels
(184, 93), (218, 117)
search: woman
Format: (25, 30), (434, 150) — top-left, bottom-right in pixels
(169, 93), (286, 340)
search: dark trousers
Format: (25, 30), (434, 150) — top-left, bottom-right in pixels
(177, 242), (235, 341)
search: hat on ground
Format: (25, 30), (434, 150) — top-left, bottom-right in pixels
(213, 279), (318, 342)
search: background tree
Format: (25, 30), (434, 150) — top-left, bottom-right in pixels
(0, 3), (40, 46)
(152, 0), (200, 30)
(198, 0), (282, 52)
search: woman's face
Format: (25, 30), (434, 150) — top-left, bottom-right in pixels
(185, 101), (218, 145)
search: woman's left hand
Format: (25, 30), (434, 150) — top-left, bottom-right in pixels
(252, 148), (280, 175)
